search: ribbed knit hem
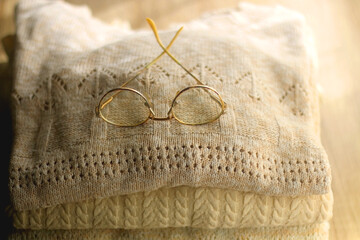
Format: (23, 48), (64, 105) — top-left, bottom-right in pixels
(9, 222), (330, 240)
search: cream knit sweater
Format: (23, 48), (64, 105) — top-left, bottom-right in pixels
(10, 223), (330, 240)
(13, 186), (332, 229)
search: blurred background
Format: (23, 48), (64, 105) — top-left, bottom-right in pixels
(1, 0), (359, 239)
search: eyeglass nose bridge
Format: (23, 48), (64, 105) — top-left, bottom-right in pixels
(149, 115), (173, 121)
(148, 105), (175, 121)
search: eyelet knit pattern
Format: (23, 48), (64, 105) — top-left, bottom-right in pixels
(10, 0), (331, 211)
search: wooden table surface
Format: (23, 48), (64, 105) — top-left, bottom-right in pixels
(1, 0), (360, 239)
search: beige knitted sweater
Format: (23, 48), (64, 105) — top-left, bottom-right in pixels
(10, 0), (331, 214)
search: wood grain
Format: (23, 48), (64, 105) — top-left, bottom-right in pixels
(1, 0), (359, 239)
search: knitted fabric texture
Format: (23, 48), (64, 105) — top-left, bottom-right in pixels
(12, 186), (333, 230)
(9, 222), (330, 240)
(10, 0), (331, 211)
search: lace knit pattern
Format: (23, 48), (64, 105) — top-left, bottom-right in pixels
(9, 223), (330, 240)
(12, 186), (333, 230)
(10, 0), (331, 211)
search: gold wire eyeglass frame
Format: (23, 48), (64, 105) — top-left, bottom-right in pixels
(95, 18), (227, 127)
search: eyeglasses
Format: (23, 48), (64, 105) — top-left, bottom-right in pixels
(95, 18), (227, 127)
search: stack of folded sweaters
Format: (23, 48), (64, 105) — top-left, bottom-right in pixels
(8, 0), (333, 239)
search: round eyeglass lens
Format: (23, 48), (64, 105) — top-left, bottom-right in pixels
(98, 88), (151, 126)
(171, 86), (224, 125)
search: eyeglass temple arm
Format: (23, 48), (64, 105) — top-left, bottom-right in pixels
(147, 18), (227, 111)
(119, 26), (183, 89)
(146, 18), (205, 86)
(99, 26), (183, 111)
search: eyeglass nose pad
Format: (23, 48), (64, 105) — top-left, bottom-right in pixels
(224, 102), (228, 112)
(167, 109), (175, 119)
(144, 102), (155, 115)
(167, 101), (176, 117)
